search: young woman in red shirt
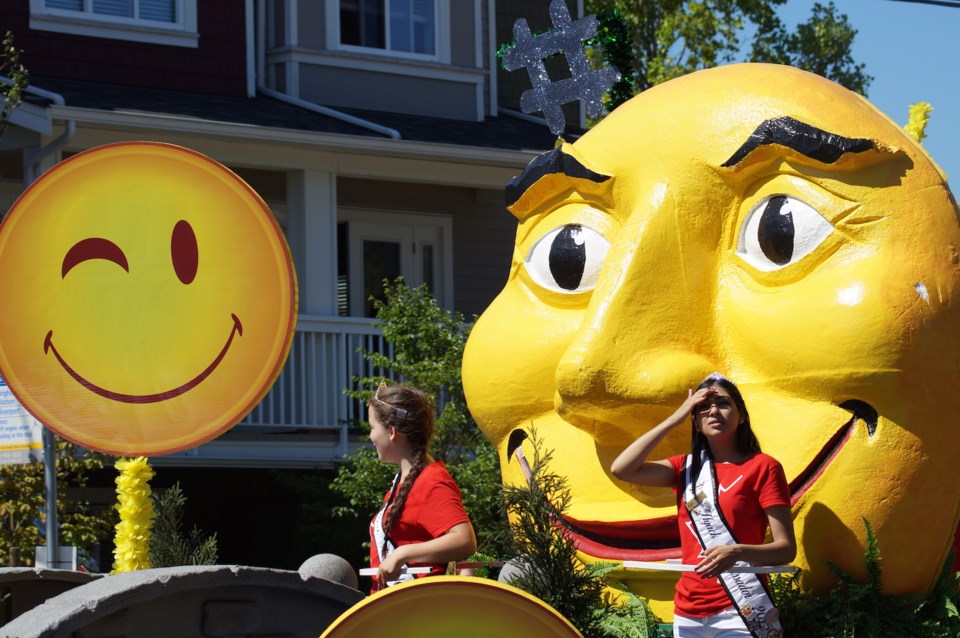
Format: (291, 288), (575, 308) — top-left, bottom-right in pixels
(367, 382), (477, 592)
(611, 374), (796, 637)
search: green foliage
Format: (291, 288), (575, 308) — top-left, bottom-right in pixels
(465, 550), (498, 579)
(148, 482), (218, 567)
(771, 518), (960, 637)
(332, 279), (512, 558)
(330, 447), (395, 521)
(0, 31), (29, 136)
(591, 9), (637, 112)
(0, 438), (114, 569)
(780, 2), (871, 96)
(344, 278), (481, 459)
(591, 566), (664, 638)
(585, 0), (871, 96)
(501, 431), (662, 638)
(446, 437), (510, 559)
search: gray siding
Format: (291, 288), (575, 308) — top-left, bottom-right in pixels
(452, 189), (515, 318)
(297, 0), (327, 49)
(450, 0), (477, 68)
(299, 64), (479, 120)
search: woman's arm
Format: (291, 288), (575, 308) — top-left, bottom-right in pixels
(610, 387), (716, 487)
(377, 522), (477, 583)
(694, 505), (797, 578)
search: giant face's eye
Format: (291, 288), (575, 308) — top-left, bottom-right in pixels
(737, 195), (833, 271)
(525, 224), (610, 293)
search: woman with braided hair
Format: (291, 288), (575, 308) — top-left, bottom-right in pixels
(368, 381), (477, 592)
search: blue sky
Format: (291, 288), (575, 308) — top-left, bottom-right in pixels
(778, 0), (960, 182)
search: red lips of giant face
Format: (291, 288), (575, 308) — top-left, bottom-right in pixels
(562, 513), (682, 561)
(552, 411), (860, 561)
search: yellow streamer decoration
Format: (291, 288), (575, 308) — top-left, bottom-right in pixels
(111, 456), (155, 573)
(905, 102), (933, 143)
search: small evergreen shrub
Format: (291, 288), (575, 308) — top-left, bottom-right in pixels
(148, 482), (218, 567)
(500, 431), (663, 638)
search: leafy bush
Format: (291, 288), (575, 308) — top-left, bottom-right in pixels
(772, 518), (960, 637)
(0, 437), (114, 569)
(0, 30), (29, 135)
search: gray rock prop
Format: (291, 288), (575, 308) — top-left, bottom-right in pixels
(497, 556), (528, 585)
(299, 552), (359, 590)
(0, 563), (364, 638)
(0, 567), (102, 624)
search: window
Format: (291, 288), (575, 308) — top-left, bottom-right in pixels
(339, 0), (436, 56)
(30, 0), (198, 47)
(46, 0), (175, 22)
(337, 209), (451, 317)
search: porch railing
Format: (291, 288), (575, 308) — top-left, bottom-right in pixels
(237, 315), (391, 456)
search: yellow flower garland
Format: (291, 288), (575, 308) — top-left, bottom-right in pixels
(111, 456), (155, 573)
(905, 102), (933, 144)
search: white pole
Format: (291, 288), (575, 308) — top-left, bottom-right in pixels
(42, 426), (57, 567)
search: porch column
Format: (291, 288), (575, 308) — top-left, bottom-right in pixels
(286, 170), (337, 315)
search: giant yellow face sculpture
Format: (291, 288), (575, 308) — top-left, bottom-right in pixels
(463, 64), (960, 614)
(0, 142), (297, 456)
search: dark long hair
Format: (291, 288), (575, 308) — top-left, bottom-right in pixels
(370, 382), (435, 547)
(688, 374), (761, 480)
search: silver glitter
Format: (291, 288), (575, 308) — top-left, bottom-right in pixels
(501, 0), (620, 136)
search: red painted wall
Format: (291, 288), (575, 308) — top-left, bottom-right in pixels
(0, 0), (247, 96)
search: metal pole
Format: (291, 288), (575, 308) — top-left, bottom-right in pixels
(42, 426), (57, 568)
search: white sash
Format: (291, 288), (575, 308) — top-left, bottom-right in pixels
(683, 452), (784, 638)
(372, 474), (413, 589)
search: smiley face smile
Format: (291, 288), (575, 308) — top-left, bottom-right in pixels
(43, 313), (243, 404)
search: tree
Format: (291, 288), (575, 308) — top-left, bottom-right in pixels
(0, 438), (115, 570)
(1, 30), (29, 136)
(587, 0), (871, 102)
(501, 431), (661, 638)
(148, 482), (218, 567)
(330, 279), (512, 559)
(781, 2), (871, 94)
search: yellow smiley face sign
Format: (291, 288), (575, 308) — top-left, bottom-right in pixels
(0, 142), (297, 456)
(464, 64), (960, 614)
(321, 577), (583, 638)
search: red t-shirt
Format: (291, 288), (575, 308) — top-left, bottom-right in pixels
(368, 461), (470, 592)
(668, 453), (790, 618)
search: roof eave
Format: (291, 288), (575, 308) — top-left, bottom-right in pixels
(50, 105), (545, 169)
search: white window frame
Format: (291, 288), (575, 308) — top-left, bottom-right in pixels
(326, 0), (450, 64)
(30, 0), (199, 48)
(339, 208), (453, 316)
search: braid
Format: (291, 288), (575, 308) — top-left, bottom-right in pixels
(381, 447), (427, 553)
(370, 382), (436, 557)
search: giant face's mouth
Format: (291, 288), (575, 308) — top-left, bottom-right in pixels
(508, 401), (877, 561)
(43, 313), (243, 404)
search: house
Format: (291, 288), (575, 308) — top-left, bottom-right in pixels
(0, 0), (585, 566)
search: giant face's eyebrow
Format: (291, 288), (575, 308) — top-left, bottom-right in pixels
(505, 147), (612, 209)
(721, 116), (875, 168)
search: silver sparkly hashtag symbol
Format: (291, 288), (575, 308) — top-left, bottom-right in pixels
(502, 0), (620, 136)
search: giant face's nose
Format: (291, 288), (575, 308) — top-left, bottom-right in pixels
(553, 171), (725, 445)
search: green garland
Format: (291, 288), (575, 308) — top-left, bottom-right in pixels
(591, 9), (636, 113)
